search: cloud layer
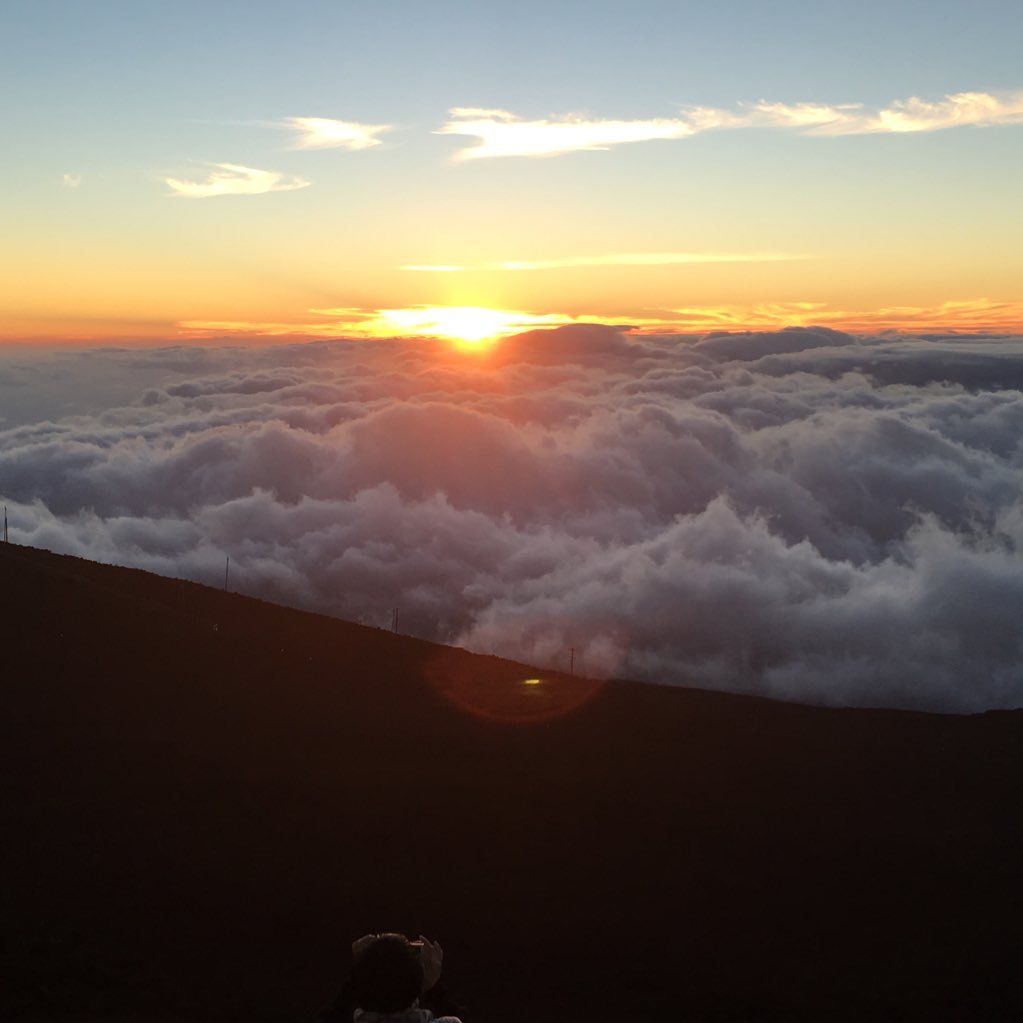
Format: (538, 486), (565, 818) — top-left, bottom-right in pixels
(4, 327), (1023, 712)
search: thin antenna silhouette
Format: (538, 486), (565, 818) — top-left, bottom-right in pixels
(3, 505), (7, 543)
(224, 556), (230, 591)
(391, 607), (399, 633)
(569, 646), (575, 676)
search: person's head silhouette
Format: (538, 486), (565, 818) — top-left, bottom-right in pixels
(349, 933), (423, 1013)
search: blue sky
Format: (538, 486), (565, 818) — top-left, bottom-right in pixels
(9, 1), (1021, 116)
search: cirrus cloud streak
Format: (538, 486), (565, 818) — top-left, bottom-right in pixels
(399, 252), (809, 272)
(438, 90), (1023, 158)
(165, 163), (311, 198)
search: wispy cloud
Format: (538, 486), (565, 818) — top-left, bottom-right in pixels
(282, 116), (392, 150)
(399, 252), (809, 272)
(177, 298), (1023, 341)
(438, 90), (1023, 158)
(164, 163), (310, 198)
(61, 173), (81, 189)
(436, 107), (697, 159)
(177, 307), (376, 338)
(655, 298), (1023, 333)
(178, 306), (581, 341)
(750, 91), (1023, 135)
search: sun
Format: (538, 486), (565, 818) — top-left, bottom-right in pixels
(427, 307), (518, 343)
(378, 306), (531, 346)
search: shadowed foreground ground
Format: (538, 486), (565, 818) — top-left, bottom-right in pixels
(2, 542), (1021, 1021)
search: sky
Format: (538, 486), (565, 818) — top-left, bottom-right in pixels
(2, 0), (1023, 342)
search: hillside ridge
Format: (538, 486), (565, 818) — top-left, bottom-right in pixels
(2, 540), (1021, 1022)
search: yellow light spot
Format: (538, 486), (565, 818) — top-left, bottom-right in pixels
(423, 650), (604, 725)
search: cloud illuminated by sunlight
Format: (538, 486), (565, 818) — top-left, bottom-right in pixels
(61, 173), (82, 188)
(340, 306), (571, 343)
(178, 307), (602, 342)
(165, 163), (311, 198)
(437, 107), (697, 159)
(399, 252), (809, 272)
(438, 90), (1023, 158)
(175, 298), (1023, 343)
(283, 116), (392, 150)
(656, 298), (1023, 333)
(752, 91), (1023, 135)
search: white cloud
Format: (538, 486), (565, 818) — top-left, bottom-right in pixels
(751, 91), (1023, 135)
(283, 116), (392, 150)
(436, 107), (698, 159)
(61, 173), (82, 188)
(164, 163), (311, 198)
(438, 90), (1023, 158)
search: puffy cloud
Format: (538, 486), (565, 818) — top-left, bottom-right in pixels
(438, 90), (1023, 158)
(165, 163), (310, 198)
(283, 116), (391, 150)
(4, 327), (1023, 712)
(691, 326), (854, 362)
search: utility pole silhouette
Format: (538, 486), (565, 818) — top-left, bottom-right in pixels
(3, 505), (7, 543)
(569, 646), (575, 676)
(224, 556), (230, 591)
(391, 607), (400, 633)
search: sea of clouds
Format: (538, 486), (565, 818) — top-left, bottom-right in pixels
(4, 325), (1023, 712)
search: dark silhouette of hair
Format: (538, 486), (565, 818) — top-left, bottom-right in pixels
(349, 934), (424, 1013)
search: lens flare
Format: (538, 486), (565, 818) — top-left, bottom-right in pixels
(422, 650), (605, 725)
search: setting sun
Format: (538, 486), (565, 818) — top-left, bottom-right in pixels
(379, 306), (534, 344)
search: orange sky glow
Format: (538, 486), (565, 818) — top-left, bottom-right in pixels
(5, 298), (1023, 349)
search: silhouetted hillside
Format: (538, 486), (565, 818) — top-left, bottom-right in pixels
(2, 541), (1021, 1022)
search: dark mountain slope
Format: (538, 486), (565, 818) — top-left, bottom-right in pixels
(1, 541), (1021, 1022)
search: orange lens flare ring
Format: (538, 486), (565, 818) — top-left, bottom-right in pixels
(422, 650), (605, 725)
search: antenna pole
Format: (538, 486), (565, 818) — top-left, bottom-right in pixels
(569, 646), (575, 676)
(3, 505), (7, 543)
(392, 607), (399, 633)
(224, 556), (230, 591)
